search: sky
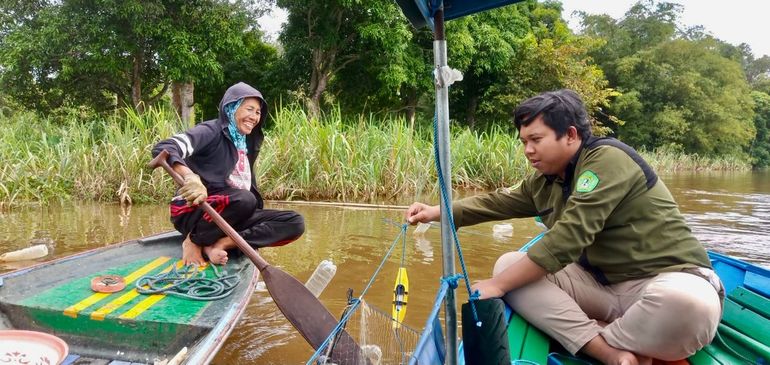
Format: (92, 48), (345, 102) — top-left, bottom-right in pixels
(258, 1), (769, 57)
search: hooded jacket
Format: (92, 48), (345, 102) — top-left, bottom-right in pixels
(152, 82), (267, 208)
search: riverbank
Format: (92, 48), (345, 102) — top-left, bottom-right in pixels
(0, 105), (752, 206)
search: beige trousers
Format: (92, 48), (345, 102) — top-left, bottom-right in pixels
(494, 252), (723, 360)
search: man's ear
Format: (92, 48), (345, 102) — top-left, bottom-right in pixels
(567, 126), (579, 144)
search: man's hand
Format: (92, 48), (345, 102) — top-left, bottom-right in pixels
(179, 173), (207, 206)
(471, 278), (506, 299)
(405, 202), (440, 224)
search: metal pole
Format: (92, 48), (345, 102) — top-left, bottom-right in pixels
(433, 8), (457, 365)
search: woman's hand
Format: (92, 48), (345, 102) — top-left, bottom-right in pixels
(404, 202), (440, 224)
(471, 278), (506, 299)
(179, 173), (207, 206)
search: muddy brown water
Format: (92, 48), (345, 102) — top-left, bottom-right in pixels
(1, 170), (768, 364)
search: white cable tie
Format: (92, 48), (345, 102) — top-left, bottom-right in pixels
(435, 66), (464, 87)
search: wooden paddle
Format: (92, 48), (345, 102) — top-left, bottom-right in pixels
(149, 150), (365, 365)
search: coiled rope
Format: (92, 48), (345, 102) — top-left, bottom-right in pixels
(135, 263), (241, 301)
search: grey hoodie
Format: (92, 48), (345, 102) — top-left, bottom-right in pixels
(152, 82), (268, 208)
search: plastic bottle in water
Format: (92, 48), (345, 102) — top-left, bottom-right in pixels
(492, 223), (513, 237)
(305, 260), (337, 297)
(0, 244), (49, 262)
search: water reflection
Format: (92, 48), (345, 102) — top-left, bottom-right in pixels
(0, 170), (768, 364)
(661, 170), (770, 265)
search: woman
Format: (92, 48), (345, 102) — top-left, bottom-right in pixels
(152, 82), (304, 265)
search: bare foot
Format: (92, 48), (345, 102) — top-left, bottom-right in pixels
(182, 235), (205, 266)
(636, 355), (652, 365)
(582, 334), (643, 365)
(204, 236), (236, 265)
(615, 351), (640, 365)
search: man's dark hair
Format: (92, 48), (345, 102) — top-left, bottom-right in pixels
(513, 89), (591, 140)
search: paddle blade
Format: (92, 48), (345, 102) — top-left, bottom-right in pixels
(262, 266), (367, 365)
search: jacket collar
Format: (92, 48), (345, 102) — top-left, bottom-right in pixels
(544, 138), (586, 186)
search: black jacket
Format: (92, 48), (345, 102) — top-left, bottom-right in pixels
(152, 82), (267, 208)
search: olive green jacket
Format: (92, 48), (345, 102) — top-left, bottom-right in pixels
(452, 137), (711, 284)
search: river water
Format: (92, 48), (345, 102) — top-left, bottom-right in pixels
(0, 170), (768, 364)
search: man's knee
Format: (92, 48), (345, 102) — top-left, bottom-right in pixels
(493, 251), (527, 276)
(651, 277), (721, 339)
(613, 273), (721, 359)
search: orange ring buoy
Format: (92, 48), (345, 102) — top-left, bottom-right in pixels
(90, 275), (126, 293)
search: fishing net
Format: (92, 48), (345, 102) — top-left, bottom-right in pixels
(317, 300), (420, 365)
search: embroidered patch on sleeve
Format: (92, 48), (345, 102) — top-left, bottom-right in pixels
(576, 170), (600, 193)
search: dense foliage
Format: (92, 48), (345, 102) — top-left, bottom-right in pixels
(0, 0), (261, 113)
(1, 0), (769, 173)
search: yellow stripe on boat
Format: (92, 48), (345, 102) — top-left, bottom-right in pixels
(118, 261), (206, 320)
(90, 260), (191, 321)
(118, 292), (168, 320)
(63, 256), (171, 318)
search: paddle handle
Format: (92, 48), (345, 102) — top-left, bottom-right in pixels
(149, 150), (269, 271)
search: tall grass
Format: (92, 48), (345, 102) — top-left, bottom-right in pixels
(256, 106), (529, 202)
(0, 107), (182, 205)
(639, 148), (750, 172)
(0, 104), (752, 206)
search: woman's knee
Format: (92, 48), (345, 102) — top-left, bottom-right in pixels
(493, 252), (527, 276)
(285, 211), (305, 236)
(227, 190), (258, 212)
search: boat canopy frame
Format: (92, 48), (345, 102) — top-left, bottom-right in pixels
(393, 1), (527, 364)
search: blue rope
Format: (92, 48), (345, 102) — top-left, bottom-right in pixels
(519, 231), (546, 252)
(400, 225), (407, 268)
(441, 274), (464, 289)
(306, 224), (409, 365)
(432, 114), (481, 327)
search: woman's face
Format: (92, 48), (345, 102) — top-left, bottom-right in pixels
(235, 98), (262, 135)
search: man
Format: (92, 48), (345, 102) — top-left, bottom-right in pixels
(405, 89), (722, 365)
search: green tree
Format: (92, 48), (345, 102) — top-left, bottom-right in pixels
(444, 4), (530, 128)
(750, 91), (770, 168)
(278, 0), (411, 119)
(0, 0), (262, 114)
(331, 19), (431, 126)
(611, 39), (755, 156)
(451, 0), (616, 133)
(194, 29), (280, 121)
(580, 0), (681, 84)
(580, 1), (755, 156)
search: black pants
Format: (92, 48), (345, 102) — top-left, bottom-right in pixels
(169, 187), (304, 248)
